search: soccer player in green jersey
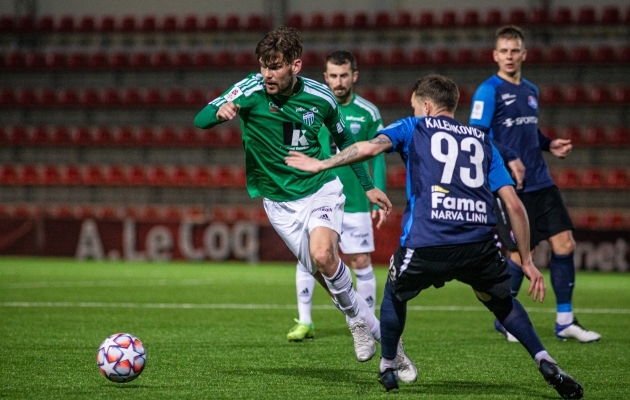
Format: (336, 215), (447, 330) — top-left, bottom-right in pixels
(194, 27), (412, 366)
(288, 51), (387, 338)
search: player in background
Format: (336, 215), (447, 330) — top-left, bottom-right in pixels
(287, 50), (388, 343)
(469, 25), (600, 343)
(286, 74), (584, 399)
(194, 27), (415, 377)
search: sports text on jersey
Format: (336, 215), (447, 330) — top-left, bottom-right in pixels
(502, 116), (538, 128)
(425, 118), (485, 140)
(430, 185), (488, 224)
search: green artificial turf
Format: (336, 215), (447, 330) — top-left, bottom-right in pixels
(0, 257), (628, 399)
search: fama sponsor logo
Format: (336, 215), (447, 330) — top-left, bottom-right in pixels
(430, 185), (487, 223)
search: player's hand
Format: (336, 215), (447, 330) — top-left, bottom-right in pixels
(507, 158), (526, 190)
(366, 188), (391, 215)
(371, 208), (388, 229)
(216, 101), (241, 121)
(285, 151), (324, 173)
(550, 138), (572, 158)
(521, 259), (546, 303)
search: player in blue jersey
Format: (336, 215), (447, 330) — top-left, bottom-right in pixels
(286, 74), (583, 399)
(469, 25), (600, 343)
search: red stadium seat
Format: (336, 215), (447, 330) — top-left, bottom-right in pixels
(130, 52), (150, 69)
(601, 6), (621, 25)
(173, 52), (191, 68)
(143, 89), (162, 106)
(127, 166), (146, 185)
(358, 87), (377, 103)
(380, 87), (403, 106)
(559, 125), (582, 144)
(46, 52), (66, 69)
(352, 12), (370, 29)
(42, 165), (61, 185)
(120, 15), (136, 32)
(530, 8), (549, 25)
(418, 11), (434, 27)
(570, 46), (591, 63)
(246, 14), (268, 31)
(80, 88), (100, 107)
(395, 11), (412, 28)
(40, 89), (58, 107)
(590, 86), (612, 104)
(180, 127), (198, 145)
(150, 52), (171, 68)
(71, 127), (92, 146)
(165, 88), (184, 106)
(102, 88), (121, 107)
(484, 9), (503, 26)
(478, 48), (494, 64)
(389, 49), (408, 66)
(594, 46), (616, 63)
(18, 16), (35, 32)
(0, 16), (15, 33)
(164, 207), (182, 221)
(582, 126), (606, 145)
(78, 15), (95, 32)
(68, 52), (87, 69)
(508, 8), (528, 25)
(329, 13), (346, 29)
(171, 166), (190, 186)
(20, 164), (40, 185)
(18, 88), (38, 107)
(191, 166), (213, 186)
(88, 52), (108, 69)
(224, 14), (240, 31)
(109, 52), (128, 68)
(140, 15), (156, 32)
(93, 127), (112, 145)
(432, 48), (451, 65)
(193, 52), (212, 68)
(203, 15), (219, 31)
(5, 52), (25, 69)
(577, 6), (596, 25)
(104, 165), (127, 186)
(8, 126), (27, 145)
(147, 166), (171, 186)
(214, 51), (232, 68)
(162, 15), (178, 32)
(580, 168), (603, 188)
(29, 126), (48, 145)
(83, 165), (104, 185)
(364, 49), (385, 67)
(185, 88), (206, 106)
(462, 10), (480, 27)
(553, 7), (573, 25)
(234, 51), (256, 68)
(440, 10), (456, 27)
(61, 165), (82, 185)
(182, 15), (198, 31)
(113, 127), (135, 146)
(26, 52), (46, 69)
(0, 88), (16, 106)
(608, 127), (630, 145)
(601, 212), (625, 230)
(455, 48), (475, 64)
(308, 13), (326, 30)
(157, 127), (179, 145)
(554, 168), (579, 189)
(122, 88), (141, 106)
(59, 89), (79, 107)
(547, 46), (569, 64)
(99, 15), (115, 32)
(565, 86), (588, 105)
(374, 11), (391, 29)
(540, 86), (564, 105)
(50, 126), (71, 145)
(613, 87), (630, 104)
(574, 212), (598, 230)
(605, 169), (628, 189)
(212, 166), (233, 187)
(286, 14), (304, 29)
(136, 127), (155, 145)
(0, 165), (18, 185)
(387, 165), (407, 188)
(525, 46), (543, 63)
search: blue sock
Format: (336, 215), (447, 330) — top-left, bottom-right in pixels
(507, 258), (524, 297)
(549, 253), (575, 311)
(379, 281), (407, 361)
(499, 297), (546, 359)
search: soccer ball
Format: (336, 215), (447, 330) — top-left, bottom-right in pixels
(96, 332), (146, 383)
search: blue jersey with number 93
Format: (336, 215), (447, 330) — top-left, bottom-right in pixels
(379, 116), (514, 248)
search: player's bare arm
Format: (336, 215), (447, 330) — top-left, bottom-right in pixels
(285, 134), (393, 173)
(497, 185), (546, 303)
(549, 138), (573, 158)
(215, 101), (241, 121)
(507, 158), (526, 190)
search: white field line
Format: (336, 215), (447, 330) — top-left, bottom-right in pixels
(1, 302), (629, 314)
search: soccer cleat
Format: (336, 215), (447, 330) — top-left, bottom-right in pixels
(538, 359), (583, 399)
(494, 319), (519, 343)
(555, 318), (601, 343)
(378, 368), (399, 392)
(348, 319), (376, 362)
(396, 340), (418, 383)
(287, 319), (314, 342)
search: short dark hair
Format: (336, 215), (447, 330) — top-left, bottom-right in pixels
(412, 74), (459, 112)
(255, 26), (302, 65)
(495, 25), (525, 43)
(325, 50), (357, 71)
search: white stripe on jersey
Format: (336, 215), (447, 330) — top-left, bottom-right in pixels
(353, 95), (381, 122)
(209, 74), (263, 105)
(302, 78), (337, 108)
(244, 84), (264, 97)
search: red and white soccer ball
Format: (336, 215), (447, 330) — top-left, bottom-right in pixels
(96, 332), (146, 383)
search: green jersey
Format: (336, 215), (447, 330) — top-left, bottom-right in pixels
(194, 73), (374, 201)
(320, 94), (386, 213)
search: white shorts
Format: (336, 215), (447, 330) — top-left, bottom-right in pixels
(263, 178), (345, 275)
(339, 212), (375, 254)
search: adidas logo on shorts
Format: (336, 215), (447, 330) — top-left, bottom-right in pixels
(319, 214), (330, 221)
(360, 239), (369, 247)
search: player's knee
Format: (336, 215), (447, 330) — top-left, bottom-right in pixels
(551, 231), (575, 255)
(476, 292), (513, 321)
(310, 247), (337, 271)
(351, 253), (370, 269)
